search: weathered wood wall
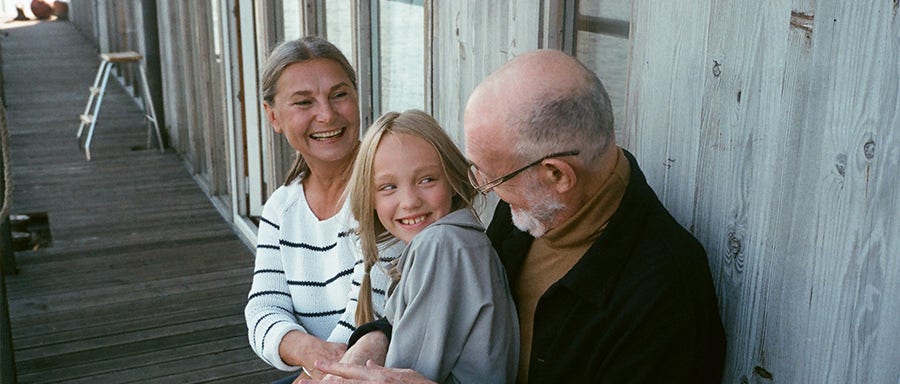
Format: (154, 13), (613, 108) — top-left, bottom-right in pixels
(431, 1), (541, 145)
(70, 1), (899, 382)
(155, 0), (234, 214)
(626, 1), (899, 382)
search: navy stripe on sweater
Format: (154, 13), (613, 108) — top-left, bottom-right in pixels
(254, 268), (285, 275)
(287, 267), (353, 287)
(248, 290), (291, 301)
(351, 280), (386, 296)
(279, 239), (336, 252)
(337, 320), (356, 332)
(295, 308), (346, 318)
(261, 319), (289, 356)
(260, 216), (280, 230)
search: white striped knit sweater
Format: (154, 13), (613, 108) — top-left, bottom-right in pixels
(244, 179), (396, 371)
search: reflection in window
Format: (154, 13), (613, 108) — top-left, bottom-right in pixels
(282, 1), (304, 41)
(324, 0), (355, 69)
(575, 0), (631, 136)
(377, 0), (425, 114)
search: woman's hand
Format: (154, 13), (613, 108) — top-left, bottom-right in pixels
(280, 331), (348, 379)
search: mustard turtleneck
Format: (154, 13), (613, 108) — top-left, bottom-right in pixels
(515, 147), (630, 383)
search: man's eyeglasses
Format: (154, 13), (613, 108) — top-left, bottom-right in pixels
(468, 150), (580, 194)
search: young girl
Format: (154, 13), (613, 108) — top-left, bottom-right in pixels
(347, 110), (519, 383)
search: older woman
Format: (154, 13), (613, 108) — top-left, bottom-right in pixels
(244, 36), (394, 384)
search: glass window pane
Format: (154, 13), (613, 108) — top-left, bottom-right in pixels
(282, 0), (304, 41)
(579, 0), (631, 21)
(377, 0), (425, 113)
(324, 0), (355, 71)
(577, 31), (629, 135)
(576, 0), (631, 136)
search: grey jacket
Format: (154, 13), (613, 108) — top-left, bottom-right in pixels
(383, 209), (519, 384)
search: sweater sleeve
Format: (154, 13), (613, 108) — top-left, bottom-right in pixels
(329, 239), (403, 343)
(244, 194), (305, 372)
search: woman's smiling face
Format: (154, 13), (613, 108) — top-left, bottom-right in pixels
(264, 58), (360, 167)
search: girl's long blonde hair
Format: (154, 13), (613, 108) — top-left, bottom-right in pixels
(349, 110), (477, 325)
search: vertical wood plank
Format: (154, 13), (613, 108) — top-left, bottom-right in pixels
(432, 0), (540, 148)
(785, 1), (900, 382)
(176, 2), (197, 165)
(206, 0), (230, 197)
(627, 0), (900, 382)
(626, 0), (710, 227)
(156, 1), (181, 149)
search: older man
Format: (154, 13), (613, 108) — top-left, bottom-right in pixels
(311, 50), (726, 384)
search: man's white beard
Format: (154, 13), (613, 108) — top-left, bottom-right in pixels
(510, 181), (564, 237)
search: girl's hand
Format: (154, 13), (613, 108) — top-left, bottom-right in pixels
(302, 360), (435, 384)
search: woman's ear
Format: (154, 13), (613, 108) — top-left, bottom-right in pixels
(540, 159), (576, 193)
(263, 102), (281, 134)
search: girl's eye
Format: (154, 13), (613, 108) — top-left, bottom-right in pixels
(419, 177), (435, 185)
(378, 184), (396, 192)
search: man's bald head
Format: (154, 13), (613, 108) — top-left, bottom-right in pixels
(465, 49), (614, 166)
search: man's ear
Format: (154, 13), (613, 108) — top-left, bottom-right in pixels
(539, 159), (576, 193)
(263, 103), (281, 134)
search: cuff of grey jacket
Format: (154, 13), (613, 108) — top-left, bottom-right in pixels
(348, 317), (392, 347)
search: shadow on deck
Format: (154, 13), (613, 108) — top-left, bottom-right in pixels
(0, 16), (282, 384)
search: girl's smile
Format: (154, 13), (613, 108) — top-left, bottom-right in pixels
(373, 133), (453, 243)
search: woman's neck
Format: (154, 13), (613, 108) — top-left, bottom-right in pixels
(303, 156), (355, 220)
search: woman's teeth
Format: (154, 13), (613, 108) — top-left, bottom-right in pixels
(311, 128), (343, 140)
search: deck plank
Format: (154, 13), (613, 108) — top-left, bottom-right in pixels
(1, 18), (284, 383)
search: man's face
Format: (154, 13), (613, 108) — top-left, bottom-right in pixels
(465, 106), (563, 237)
(507, 171), (565, 237)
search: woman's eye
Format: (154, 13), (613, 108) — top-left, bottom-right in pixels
(332, 91), (348, 99)
(293, 100), (313, 107)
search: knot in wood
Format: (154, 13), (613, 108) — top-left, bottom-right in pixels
(835, 153), (848, 176)
(864, 140), (875, 160)
(727, 230), (743, 270)
(753, 365), (774, 380)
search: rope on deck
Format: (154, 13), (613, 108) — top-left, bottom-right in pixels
(0, 99), (9, 220)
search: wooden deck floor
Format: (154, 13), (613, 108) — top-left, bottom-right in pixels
(1, 18), (284, 384)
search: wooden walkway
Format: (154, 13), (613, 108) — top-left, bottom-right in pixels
(1, 18), (283, 383)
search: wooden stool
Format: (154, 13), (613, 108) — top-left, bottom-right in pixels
(76, 51), (164, 161)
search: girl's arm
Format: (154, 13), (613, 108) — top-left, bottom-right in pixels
(384, 225), (518, 383)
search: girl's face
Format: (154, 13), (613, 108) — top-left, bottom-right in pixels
(264, 58), (360, 168)
(373, 133), (454, 243)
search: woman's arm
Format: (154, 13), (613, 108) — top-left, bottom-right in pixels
(245, 199), (307, 370)
(246, 191), (348, 373)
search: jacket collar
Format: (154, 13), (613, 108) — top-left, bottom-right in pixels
(495, 150), (658, 305)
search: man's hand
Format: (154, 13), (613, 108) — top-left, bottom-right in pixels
(300, 360), (435, 384)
